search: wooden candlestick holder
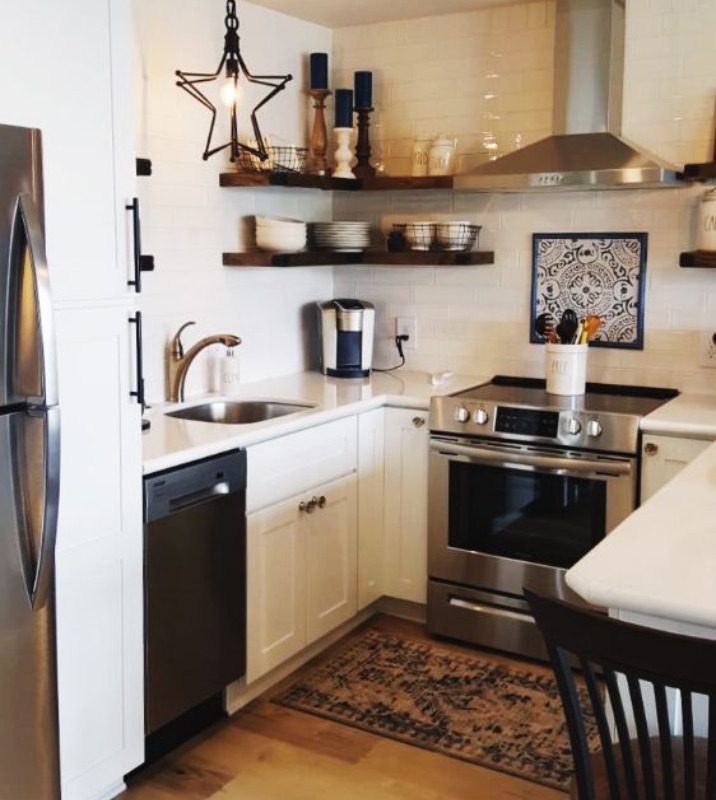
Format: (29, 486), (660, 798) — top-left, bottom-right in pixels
(309, 89), (332, 175)
(354, 107), (376, 180)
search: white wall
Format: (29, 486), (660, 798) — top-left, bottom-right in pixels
(332, 0), (716, 392)
(134, 0), (333, 402)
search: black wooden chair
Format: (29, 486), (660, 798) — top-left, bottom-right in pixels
(525, 588), (716, 800)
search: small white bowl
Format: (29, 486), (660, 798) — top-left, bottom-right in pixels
(403, 222), (436, 251)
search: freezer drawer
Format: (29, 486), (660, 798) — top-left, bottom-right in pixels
(144, 450), (247, 735)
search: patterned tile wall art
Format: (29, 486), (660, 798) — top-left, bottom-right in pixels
(529, 233), (648, 350)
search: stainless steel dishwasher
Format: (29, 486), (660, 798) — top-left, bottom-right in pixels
(143, 449), (246, 737)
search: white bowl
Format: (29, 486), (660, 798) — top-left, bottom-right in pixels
(256, 230), (307, 252)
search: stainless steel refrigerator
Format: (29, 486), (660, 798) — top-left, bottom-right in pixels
(0, 123), (61, 799)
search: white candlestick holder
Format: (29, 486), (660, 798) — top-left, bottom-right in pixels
(332, 127), (356, 179)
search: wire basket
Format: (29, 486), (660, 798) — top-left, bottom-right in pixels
(237, 146), (309, 174)
(392, 222), (481, 252)
(435, 223), (482, 252)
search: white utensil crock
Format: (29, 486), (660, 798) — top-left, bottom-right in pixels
(545, 343), (588, 396)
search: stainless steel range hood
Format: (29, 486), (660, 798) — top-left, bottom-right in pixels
(454, 0), (683, 192)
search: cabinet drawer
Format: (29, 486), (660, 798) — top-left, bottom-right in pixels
(247, 417), (357, 512)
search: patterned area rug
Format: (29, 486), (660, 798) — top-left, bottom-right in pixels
(274, 630), (598, 790)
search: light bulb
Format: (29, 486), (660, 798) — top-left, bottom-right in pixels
(220, 77), (240, 109)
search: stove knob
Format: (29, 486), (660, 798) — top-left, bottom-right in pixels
(473, 408), (490, 426)
(587, 420), (603, 438)
(454, 406), (470, 423)
(567, 417), (582, 436)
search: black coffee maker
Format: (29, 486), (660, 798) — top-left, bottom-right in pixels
(317, 299), (375, 378)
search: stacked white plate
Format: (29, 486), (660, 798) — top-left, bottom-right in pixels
(310, 221), (371, 253)
(255, 216), (307, 253)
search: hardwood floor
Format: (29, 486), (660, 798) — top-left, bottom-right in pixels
(121, 615), (567, 800)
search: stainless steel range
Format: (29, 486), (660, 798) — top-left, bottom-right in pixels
(428, 376), (677, 660)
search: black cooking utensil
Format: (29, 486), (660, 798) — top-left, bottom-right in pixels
(534, 312), (554, 341)
(557, 309), (578, 343)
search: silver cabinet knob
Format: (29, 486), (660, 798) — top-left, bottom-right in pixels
(412, 416), (426, 428)
(586, 420), (603, 438)
(454, 406), (470, 423)
(567, 418), (582, 435)
(473, 408), (489, 425)
(644, 442), (659, 457)
(299, 497), (317, 514)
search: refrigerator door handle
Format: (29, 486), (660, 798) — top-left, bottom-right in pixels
(12, 408), (61, 611)
(14, 194), (59, 408)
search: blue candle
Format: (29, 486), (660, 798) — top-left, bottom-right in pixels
(334, 89), (353, 128)
(310, 52), (328, 90)
(354, 71), (373, 109)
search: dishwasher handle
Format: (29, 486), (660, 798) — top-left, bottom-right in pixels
(168, 481), (230, 514)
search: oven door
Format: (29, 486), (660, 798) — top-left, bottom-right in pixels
(428, 437), (637, 597)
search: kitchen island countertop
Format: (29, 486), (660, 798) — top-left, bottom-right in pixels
(640, 391), (716, 439)
(567, 432), (716, 630)
(142, 370), (488, 475)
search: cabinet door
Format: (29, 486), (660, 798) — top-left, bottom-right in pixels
(306, 474), (358, 644)
(246, 496), (307, 684)
(0, 0), (135, 302)
(357, 409), (385, 609)
(383, 408), (429, 604)
(54, 305), (143, 800)
(641, 434), (712, 502)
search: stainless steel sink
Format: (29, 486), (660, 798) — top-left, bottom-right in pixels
(166, 400), (315, 425)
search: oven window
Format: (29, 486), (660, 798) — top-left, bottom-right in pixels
(448, 461), (607, 570)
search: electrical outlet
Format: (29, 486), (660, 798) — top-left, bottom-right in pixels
(699, 330), (716, 368)
(396, 317), (417, 351)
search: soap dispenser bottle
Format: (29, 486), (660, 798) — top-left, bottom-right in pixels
(220, 346), (241, 396)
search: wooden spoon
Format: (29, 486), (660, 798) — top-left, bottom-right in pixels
(584, 315), (602, 342)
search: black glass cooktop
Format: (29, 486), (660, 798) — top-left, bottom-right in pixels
(456, 375), (678, 417)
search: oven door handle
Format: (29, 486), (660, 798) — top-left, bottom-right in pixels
(429, 440), (633, 477)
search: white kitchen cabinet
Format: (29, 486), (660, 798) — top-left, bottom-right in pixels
(641, 433), (712, 503)
(0, 1), (143, 797)
(247, 417), (357, 513)
(247, 474), (357, 683)
(0, 0), (136, 303)
(357, 409), (386, 609)
(54, 305), (143, 800)
(383, 408), (430, 604)
(246, 490), (307, 684)
(306, 476), (358, 643)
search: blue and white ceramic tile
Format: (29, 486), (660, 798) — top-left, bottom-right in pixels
(530, 233), (648, 350)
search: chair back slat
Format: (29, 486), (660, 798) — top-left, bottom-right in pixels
(525, 589), (716, 800)
(654, 682), (676, 800)
(626, 675), (658, 800)
(706, 695), (716, 800)
(682, 691), (696, 800)
(551, 645), (597, 800)
(604, 669), (640, 799)
(580, 658), (622, 800)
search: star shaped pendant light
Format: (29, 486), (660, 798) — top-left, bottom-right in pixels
(176, 0), (293, 162)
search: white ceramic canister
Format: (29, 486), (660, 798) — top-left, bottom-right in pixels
(697, 188), (716, 252)
(411, 138), (431, 177)
(428, 134), (457, 176)
(545, 343), (588, 396)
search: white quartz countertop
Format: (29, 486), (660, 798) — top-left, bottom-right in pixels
(566, 438), (716, 628)
(640, 392), (716, 439)
(142, 370), (488, 475)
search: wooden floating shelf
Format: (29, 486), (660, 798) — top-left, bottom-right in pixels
(679, 250), (716, 268)
(219, 172), (454, 192)
(222, 250), (495, 268)
(679, 162), (716, 182)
